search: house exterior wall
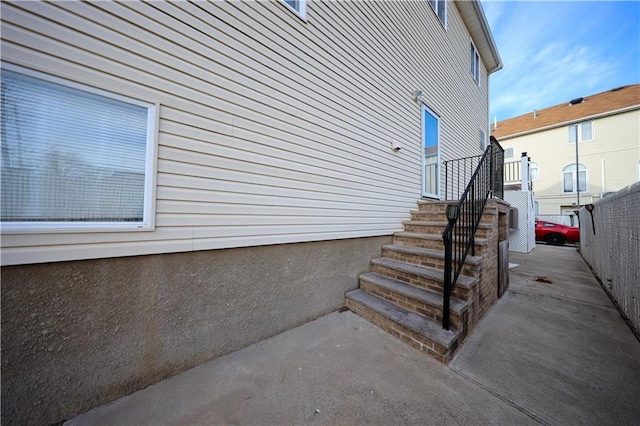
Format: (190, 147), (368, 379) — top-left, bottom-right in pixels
(1, 1), (499, 424)
(1, 0), (491, 266)
(497, 109), (640, 214)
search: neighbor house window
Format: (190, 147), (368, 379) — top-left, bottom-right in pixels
(568, 121), (593, 143)
(281, 0), (306, 19)
(0, 65), (158, 232)
(504, 148), (514, 159)
(471, 41), (480, 83)
(429, 0), (446, 27)
(562, 164), (587, 193)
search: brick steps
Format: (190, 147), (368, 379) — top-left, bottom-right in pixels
(345, 289), (460, 363)
(371, 257), (477, 296)
(402, 221), (492, 237)
(393, 232), (489, 256)
(382, 244), (481, 278)
(410, 210), (495, 224)
(359, 272), (468, 331)
(346, 198), (506, 364)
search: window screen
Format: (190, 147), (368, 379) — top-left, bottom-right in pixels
(1, 67), (155, 229)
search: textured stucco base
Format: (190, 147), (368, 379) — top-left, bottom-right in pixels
(1, 235), (390, 426)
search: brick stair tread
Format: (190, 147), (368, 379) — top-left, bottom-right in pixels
(382, 244), (481, 265)
(394, 231), (489, 245)
(360, 272), (468, 314)
(402, 221), (492, 230)
(416, 200), (498, 208)
(346, 289), (459, 349)
(371, 257), (478, 289)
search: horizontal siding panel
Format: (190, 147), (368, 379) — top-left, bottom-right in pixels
(157, 131), (417, 193)
(156, 201), (409, 217)
(156, 173), (412, 207)
(156, 187), (412, 210)
(156, 214), (399, 228)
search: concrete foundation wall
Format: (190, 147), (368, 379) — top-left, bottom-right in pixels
(579, 182), (640, 336)
(1, 236), (390, 425)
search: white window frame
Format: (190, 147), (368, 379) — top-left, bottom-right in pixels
(562, 164), (588, 193)
(480, 129), (487, 151)
(428, 0), (447, 28)
(281, 0), (307, 20)
(0, 64), (159, 234)
(471, 40), (480, 84)
(504, 148), (514, 159)
(568, 120), (594, 143)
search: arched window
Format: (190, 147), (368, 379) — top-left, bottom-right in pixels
(563, 164), (587, 193)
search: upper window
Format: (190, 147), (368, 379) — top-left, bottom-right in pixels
(471, 42), (480, 84)
(562, 164), (587, 193)
(1, 65), (158, 233)
(568, 121), (593, 143)
(429, 0), (447, 27)
(282, 0), (306, 19)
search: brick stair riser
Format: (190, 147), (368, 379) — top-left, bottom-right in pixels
(393, 236), (488, 256)
(359, 280), (464, 331)
(371, 259), (474, 301)
(404, 224), (491, 237)
(381, 249), (479, 278)
(417, 203), (450, 213)
(411, 212), (496, 225)
(345, 298), (455, 363)
(418, 202), (498, 215)
(372, 264), (456, 297)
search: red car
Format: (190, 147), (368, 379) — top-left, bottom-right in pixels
(535, 220), (580, 246)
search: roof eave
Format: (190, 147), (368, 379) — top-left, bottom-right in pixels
(456, 0), (503, 74)
(493, 105), (640, 140)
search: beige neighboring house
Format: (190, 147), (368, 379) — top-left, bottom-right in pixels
(1, 1), (502, 424)
(492, 84), (640, 215)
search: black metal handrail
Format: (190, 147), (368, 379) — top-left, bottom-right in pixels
(441, 136), (503, 330)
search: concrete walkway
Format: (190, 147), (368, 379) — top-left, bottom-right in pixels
(67, 245), (640, 425)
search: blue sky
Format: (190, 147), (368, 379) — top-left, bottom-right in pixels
(481, 1), (640, 122)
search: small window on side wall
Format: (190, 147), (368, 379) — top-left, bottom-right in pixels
(0, 65), (158, 233)
(429, 0), (447, 27)
(480, 129), (487, 151)
(282, 0), (306, 19)
(471, 42), (480, 84)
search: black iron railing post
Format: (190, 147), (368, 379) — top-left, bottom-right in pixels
(440, 137), (504, 330)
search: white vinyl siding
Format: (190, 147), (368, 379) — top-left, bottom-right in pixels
(0, 1), (491, 265)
